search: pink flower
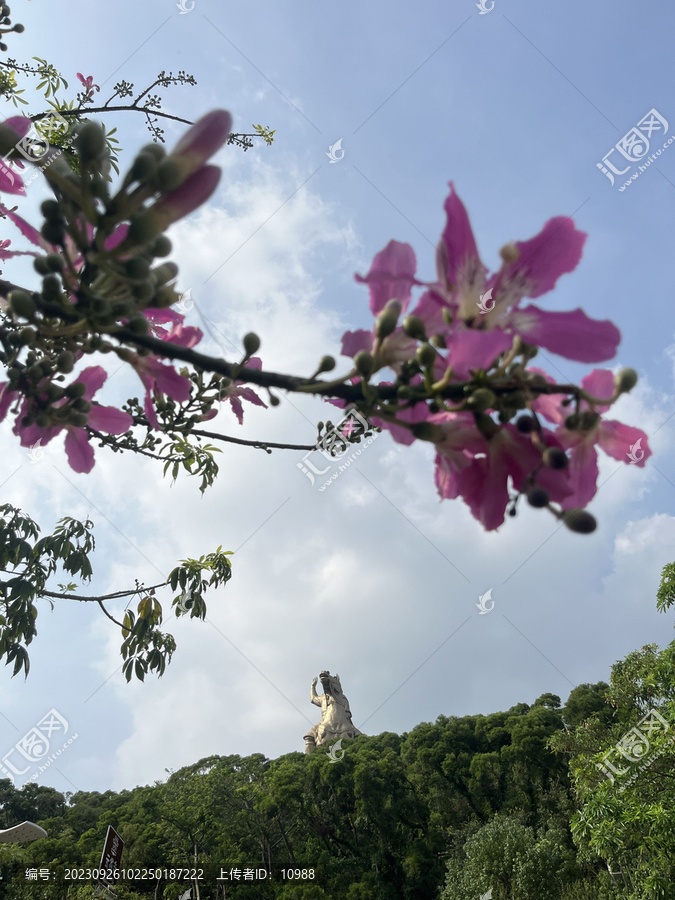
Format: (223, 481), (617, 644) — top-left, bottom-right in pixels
(14, 367), (132, 474)
(76, 73), (100, 96)
(533, 368), (651, 509)
(170, 109), (232, 183)
(142, 308), (203, 348)
(128, 354), (193, 429)
(219, 357), (268, 424)
(434, 183), (620, 363)
(355, 240), (420, 315)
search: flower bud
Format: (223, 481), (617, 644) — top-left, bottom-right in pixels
(125, 257), (151, 281)
(128, 211), (161, 247)
(75, 121), (106, 163)
(65, 381), (88, 399)
(127, 315), (150, 335)
(516, 414), (535, 433)
(542, 447), (568, 470)
(429, 334), (447, 349)
(152, 235), (172, 258)
(42, 274), (62, 301)
(243, 332), (261, 356)
(564, 413), (580, 430)
(354, 351), (374, 379)
(150, 262), (179, 285)
(402, 314), (427, 341)
(40, 199), (61, 221)
(56, 351), (75, 373)
(41, 220), (65, 245)
(130, 152), (158, 183)
(9, 289), (36, 320)
(133, 282), (155, 302)
(376, 304), (401, 340)
(140, 142), (166, 162)
(411, 421), (444, 442)
(468, 388), (496, 413)
(33, 257), (50, 275)
(475, 412), (500, 438)
(416, 343), (436, 368)
(70, 412), (89, 428)
(527, 487), (550, 508)
(615, 367), (638, 394)
(579, 410), (599, 431)
(563, 509), (597, 534)
(156, 159), (184, 192)
(72, 397), (92, 413)
(317, 355), (336, 374)
(153, 286), (178, 307)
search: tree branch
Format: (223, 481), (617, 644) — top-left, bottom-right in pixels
(41, 581), (166, 603)
(188, 428), (316, 452)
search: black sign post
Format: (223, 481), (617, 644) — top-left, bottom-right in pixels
(95, 825), (124, 897)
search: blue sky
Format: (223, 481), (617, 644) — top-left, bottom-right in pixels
(1, 0), (675, 794)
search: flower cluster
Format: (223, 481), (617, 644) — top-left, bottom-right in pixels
(0, 109), (264, 471)
(339, 184), (650, 532)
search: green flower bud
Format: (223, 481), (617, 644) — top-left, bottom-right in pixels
(33, 257), (50, 275)
(140, 142), (166, 162)
(354, 351), (374, 379)
(40, 199), (61, 220)
(153, 286), (178, 307)
(526, 487), (550, 508)
(72, 397), (92, 413)
(402, 314), (427, 341)
(542, 447), (568, 470)
(615, 367), (638, 394)
(375, 300), (402, 340)
(416, 343), (436, 368)
(130, 152), (158, 183)
(269, 395), (281, 407)
(317, 355), (336, 374)
(42, 274), (62, 301)
(70, 412), (89, 428)
(243, 332), (261, 356)
(468, 388), (496, 413)
(34, 412), (51, 429)
(125, 257), (151, 281)
(150, 262), (179, 285)
(75, 121), (106, 162)
(579, 410), (600, 431)
(8, 290), (36, 320)
(127, 316), (150, 335)
(564, 413), (580, 430)
(411, 421), (444, 442)
(41, 221), (65, 245)
(152, 235), (172, 258)
(133, 282), (155, 302)
(475, 412), (500, 438)
(509, 390), (527, 409)
(65, 381), (88, 399)
(429, 334), (447, 349)
(128, 211), (160, 247)
(13, 23), (25, 34)
(18, 327), (37, 345)
(563, 509), (597, 535)
(156, 159), (183, 191)
(56, 351), (75, 374)
(45, 253), (64, 272)
(516, 414), (535, 433)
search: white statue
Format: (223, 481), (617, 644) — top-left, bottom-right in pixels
(303, 670), (362, 753)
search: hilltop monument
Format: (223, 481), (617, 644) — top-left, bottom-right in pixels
(303, 670), (362, 754)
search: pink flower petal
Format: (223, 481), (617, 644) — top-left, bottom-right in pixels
(597, 420), (651, 467)
(446, 328), (512, 378)
(64, 428), (95, 474)
(559, 435), (599, 510)
(87, 404), (133, 434)
(341, 329), (373, 358)
(75, 366), (107, 401)
(509, 306), (621, 362)
(580, 369), (615, 412)
(436, 182), (485, 292)
(0, 201), (52, 250)
(501, 216), (587, 299)
(355, 239), (417, 315)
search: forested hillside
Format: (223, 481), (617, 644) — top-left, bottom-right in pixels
(3, 635), (674, 900)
